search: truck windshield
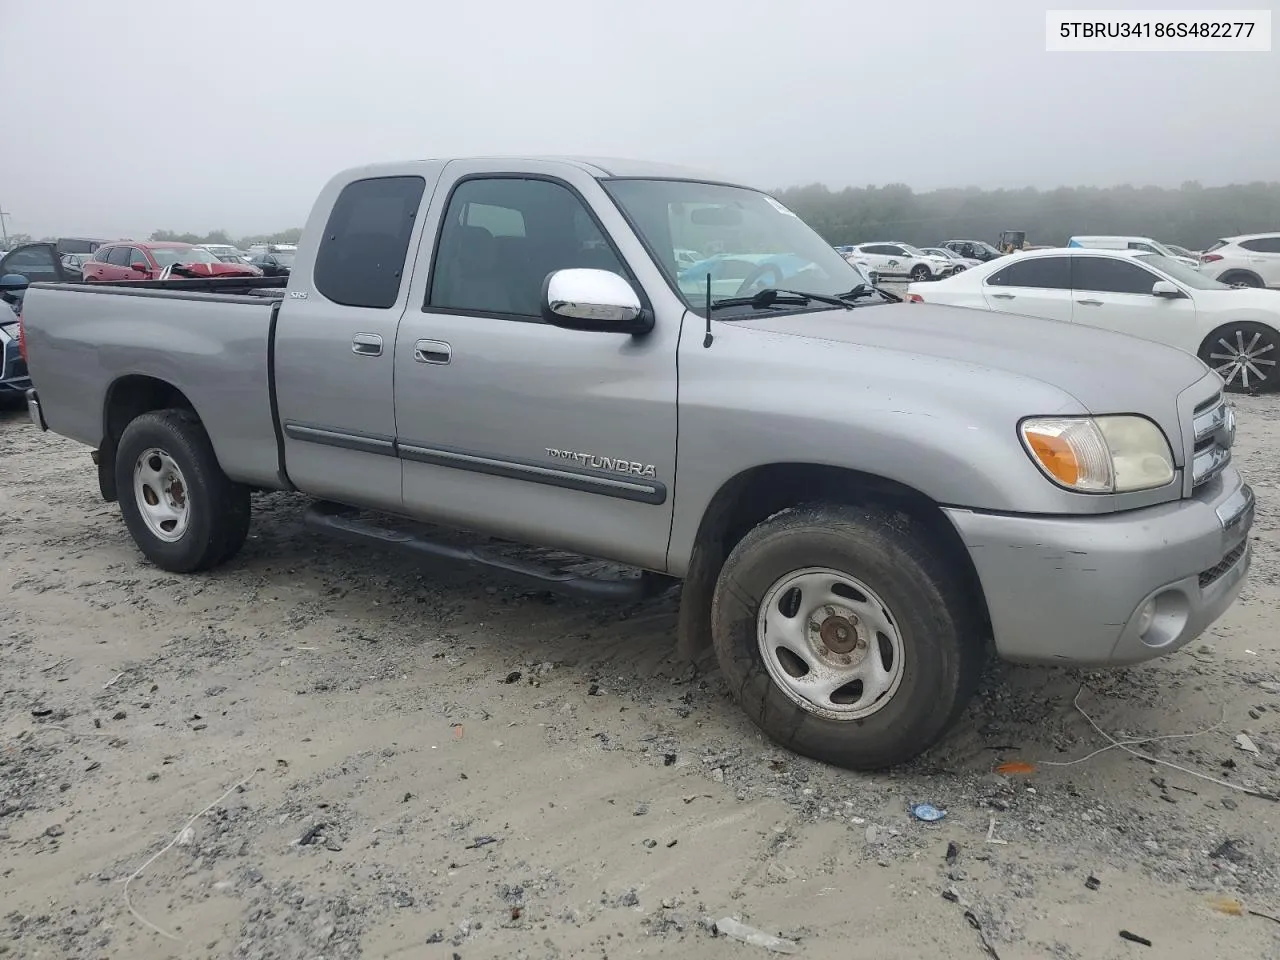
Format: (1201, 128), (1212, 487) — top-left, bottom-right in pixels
(151, 246), (218, 266)
(603, 179), (866, 310)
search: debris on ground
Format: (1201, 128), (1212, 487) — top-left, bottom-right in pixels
(1119, 930), (1153, 947)
(713, 917), (799, 954)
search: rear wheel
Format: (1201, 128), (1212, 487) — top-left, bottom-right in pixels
(1198, 322), (1280, 393)
(711, 502), (985, 770)
(1219, 271), (1262, 289)
(115, 410), (251, 572)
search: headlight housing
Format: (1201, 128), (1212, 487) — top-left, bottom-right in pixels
(1020, 415), (1175, 493)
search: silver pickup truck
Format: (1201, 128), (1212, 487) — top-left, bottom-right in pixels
(20, 157), (1254, 770)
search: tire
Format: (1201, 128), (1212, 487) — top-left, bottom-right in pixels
(114, 409), (251, 572)
(1198, 322), (1280, 394)
(1219, 271), (1262, 289)
(909, 264), (931, 282)
(711, 502), (984, 770)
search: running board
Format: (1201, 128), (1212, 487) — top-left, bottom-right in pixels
(303, 501), (674, 602)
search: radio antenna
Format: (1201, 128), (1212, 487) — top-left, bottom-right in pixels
(702, 273), (714, 348)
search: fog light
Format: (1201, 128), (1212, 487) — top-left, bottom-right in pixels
(1136, 600), (1156, 638)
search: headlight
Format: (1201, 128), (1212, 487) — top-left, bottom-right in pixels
(1020, 415), (1175, 493)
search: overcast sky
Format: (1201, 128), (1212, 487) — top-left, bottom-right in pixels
(1, 0), (1276, 239)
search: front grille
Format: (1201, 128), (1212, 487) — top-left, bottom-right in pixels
(1191, 394), (1234, 489)
(1200, 541), (1247, 588)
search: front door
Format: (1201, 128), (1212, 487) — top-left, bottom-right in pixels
(1069, 254), (1196, 348)
(394, 162), (679, 571)
(273, 170), (435, 508)
(980, 254), (1074, 322)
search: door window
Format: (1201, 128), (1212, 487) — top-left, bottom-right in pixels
(128, 248), (151, 270)
(313, 175), (427, 309)
(1240, 236), (1280, 253)
(427, 177), (627, 319)
(1, 247), (60, 280)
(1072, 257), (1160, 295)
(985, 256), (1071, 289)
(106, 246), (133, 267)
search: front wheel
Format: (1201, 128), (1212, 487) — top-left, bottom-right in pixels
(115, 410), (251, 572)
(909, 264), (932, 282)
(711, 502), (985, 770)
(1198, 322), (1280, 394)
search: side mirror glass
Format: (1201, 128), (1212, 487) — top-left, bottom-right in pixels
(0, 273), (30, 292)
(541, 268), (651, 334)
(1151, 280), (1182, 298)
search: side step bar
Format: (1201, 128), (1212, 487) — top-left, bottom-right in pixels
(303, 501), (675, 602)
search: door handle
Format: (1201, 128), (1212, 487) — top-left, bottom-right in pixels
(1076, 299), (1103, 306)
(414, 339), (451, 364)
(990, 293), (1015, 300)
(351, 333), (383, 356)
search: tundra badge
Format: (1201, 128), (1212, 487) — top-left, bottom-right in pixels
(546, 448), (657, 479)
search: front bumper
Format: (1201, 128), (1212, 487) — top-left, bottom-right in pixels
(944, 467), (1254, 666)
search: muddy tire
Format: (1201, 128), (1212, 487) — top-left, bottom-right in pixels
(711, 502), (984, 770)
(114, 409), (251, 573)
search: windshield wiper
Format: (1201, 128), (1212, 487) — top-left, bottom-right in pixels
(836, 282), (902, 304)
(708, 287), (854, 312)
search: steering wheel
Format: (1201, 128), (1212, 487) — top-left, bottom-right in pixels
(734, 263), (784, 297)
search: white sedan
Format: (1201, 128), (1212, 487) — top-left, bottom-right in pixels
(906, 247), (1280, 393)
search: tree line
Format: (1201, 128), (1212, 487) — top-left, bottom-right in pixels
(773, 180), (1280, 251)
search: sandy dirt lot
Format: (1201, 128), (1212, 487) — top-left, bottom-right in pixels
(2, 391), (1279, 960)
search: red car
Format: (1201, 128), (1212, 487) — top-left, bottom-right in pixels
(82, 241), (262, 281)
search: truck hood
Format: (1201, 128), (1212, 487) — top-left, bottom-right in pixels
(742, 301), (1213, 415)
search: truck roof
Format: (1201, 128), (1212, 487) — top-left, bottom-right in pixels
(347, 156), (737, 184)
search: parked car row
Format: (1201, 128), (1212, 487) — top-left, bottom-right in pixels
(906, 245), (1280, 393)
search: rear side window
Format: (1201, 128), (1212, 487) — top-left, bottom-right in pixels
(1240, 236), (1280, 253)
(314, 175), (426, 309)
(1072, 256), (1159, 295)
(107, 246), (132, 266)
(986, 256), (1070, 289)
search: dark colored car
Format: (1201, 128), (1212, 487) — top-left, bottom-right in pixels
(248, 250), (294, 277)
(938, 239), (1003, 262)
(0, 273), (31, 399)
(0, 242), (81, 284)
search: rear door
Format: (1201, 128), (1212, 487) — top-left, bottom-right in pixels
(101, 245), (133, 280)
(272, 168), (438, 507)
(1069, 254), (1196, 348)
(1240, 236), (1280, 288)
(980, 254), (1073, 321)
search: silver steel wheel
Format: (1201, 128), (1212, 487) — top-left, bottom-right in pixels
(756, 567), (905, 721)
(132, 447), (190, 543)
(1208, 328), (1276, 390)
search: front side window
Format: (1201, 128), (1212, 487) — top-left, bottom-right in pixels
(428, 177), (626, 318)
(1072, 256), (1160, 295)
(128, 248), (151, 268)
(986, 256), (1071, 289)
(315, 175), (426, 309)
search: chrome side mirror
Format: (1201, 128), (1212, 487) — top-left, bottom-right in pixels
(541, 268), (652, 334)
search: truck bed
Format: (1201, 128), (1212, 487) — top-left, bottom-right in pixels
(21, 280), (288, 490)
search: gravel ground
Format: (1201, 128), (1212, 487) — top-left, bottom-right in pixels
(2, 389), (1280, 960)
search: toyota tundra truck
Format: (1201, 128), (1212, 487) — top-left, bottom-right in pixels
(19, 157), (1254, 770)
